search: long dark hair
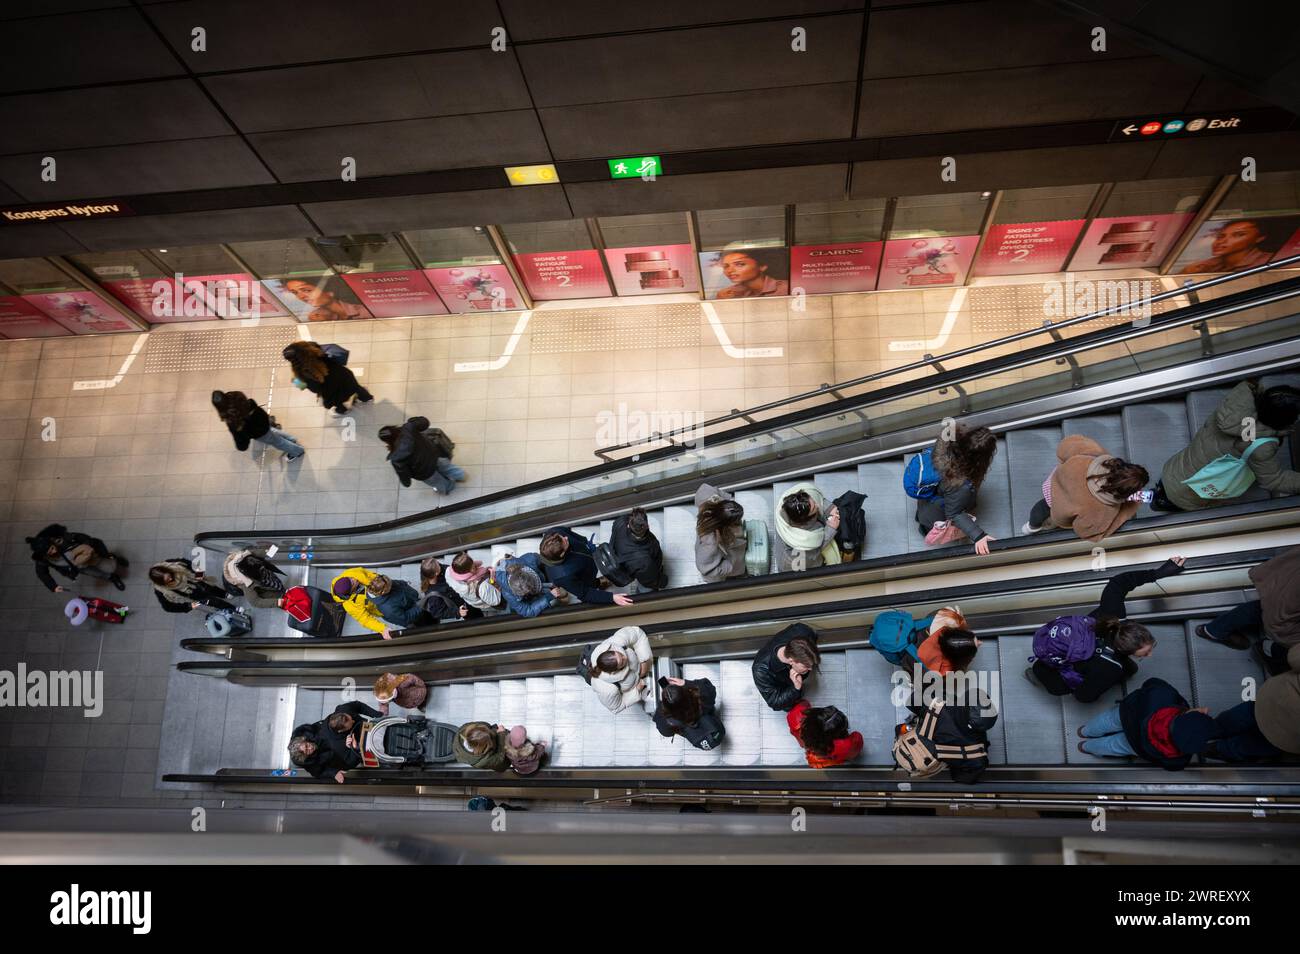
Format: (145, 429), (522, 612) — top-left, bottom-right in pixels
(940, 425), (997, 489)
(282, 341), (330, 384)
(939, 628), (979, 671)
(659, 682), (702, 726)
(1092, 458), (1149, 499)
(799, 705), (849, 756)
(211, 390), (254, 430)
(1096, 617), (1155, 655)
(697, 498), (744, 545)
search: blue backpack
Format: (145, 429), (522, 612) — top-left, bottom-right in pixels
(870, 609), (936, 667)
(1029, 615), (1097, 688)
(903, 449), (941, 500)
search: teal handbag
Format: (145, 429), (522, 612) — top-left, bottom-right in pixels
(1183, 437), (1279, 500)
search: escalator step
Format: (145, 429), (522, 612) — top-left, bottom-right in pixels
(1121, 402), (1191, 518)
(1185, 619), (1266, 715)
(857, 460), (909, 559)
(976, 437), (1015, 542)
(497, 679), (526, 727)
(846, 649), (903, 765)
(471, 681), (501, 725)
(549, 676), (586, 767)
(719, 659), (763, 766)
(1184, 388), (1232, 437)
(663, 505), (706, 587)
(1062, 415), (1128, 462)
(1004, 427), (1063, 535)
(1129, 623), (1193, 699)
(996, 635), (1066, 763)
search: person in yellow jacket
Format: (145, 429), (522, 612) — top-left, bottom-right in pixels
(330, 568), (393, 639)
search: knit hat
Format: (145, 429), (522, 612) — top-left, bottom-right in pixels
(508, 725), (528, 748)
(332, 577), (359, 599)
(1170, 711), (1216, 754)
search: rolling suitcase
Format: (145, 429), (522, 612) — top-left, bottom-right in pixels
(205, 608), (253, 637)
(743, 519), (769, 576)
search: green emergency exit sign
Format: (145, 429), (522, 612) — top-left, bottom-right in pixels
(607, 156), (662, 179)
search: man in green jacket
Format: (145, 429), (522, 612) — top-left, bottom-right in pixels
(1154, 381), (1300, 511)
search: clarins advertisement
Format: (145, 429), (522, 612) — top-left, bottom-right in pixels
(699, 247), (790, 300)
(341, 270), (448, 318)
(1172, 214), (1300, 275)
(602, 244), (699, 296)
(424, 264), (525, 313)
(789, 242), (883, 294)
(876, 235), (979, 290)
(975, 220), (1086, 276)
(263, 275), (375, 321)
(1067, 213), (1193, 271)
(513, 250), (612, 300)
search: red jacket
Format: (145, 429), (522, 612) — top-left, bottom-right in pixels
(787, 700), (863, 768)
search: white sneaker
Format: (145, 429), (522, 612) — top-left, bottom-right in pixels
(1020, 521), (1045, 535)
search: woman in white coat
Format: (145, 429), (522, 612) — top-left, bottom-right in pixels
(589, 625), (654, 713)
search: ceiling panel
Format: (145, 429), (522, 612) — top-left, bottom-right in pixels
(0, 80), (232, 154)
(59, 205), (318, 252)
(0, 1), (130, 17)
(0, 222), (86, 259)
(516, 13), (862, 106)
(0, 7), (180, 94)
(566, 164), (848, 217)
(498, 0), (857, 41)
(1144, 131), (1300, 179)
(0, 138), (276, 202)
(863, 0), (1149, 77)
(850, 142), (1161, 197)
(302, 187), (573, 234)
(142, 0), (501, 72)
(540, 83), (856, 159)
(857, 58), (1201, 138)
(249, 112), (550, 182)
(202, 50), (533, 132)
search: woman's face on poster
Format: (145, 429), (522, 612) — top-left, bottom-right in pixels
(1211, 221), (1263, 258)
(285, 279), (330, 306)
(721, 252), (764, 283)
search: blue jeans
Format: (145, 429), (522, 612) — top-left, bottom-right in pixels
(256, 428), (304, 459)
(1213, 702), (1282, 761)
(1080, 705), (1136, 757)
(421, 458), (465, 494)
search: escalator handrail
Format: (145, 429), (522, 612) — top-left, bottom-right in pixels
(594, 253), (1300, 457)
(194, 271), (1300, 551)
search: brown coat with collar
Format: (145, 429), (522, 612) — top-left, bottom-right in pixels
(1048, 435), (1141, 543)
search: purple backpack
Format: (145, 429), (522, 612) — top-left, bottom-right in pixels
(1029, 615), (1097, 688)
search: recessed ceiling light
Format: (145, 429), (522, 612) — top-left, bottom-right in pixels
(980, 192), (992, 199)
(158, 248), (168, 253)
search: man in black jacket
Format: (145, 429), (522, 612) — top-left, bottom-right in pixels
(609, 508), (668, 593)
(288, 700), (383, 783)
(751, 623), (820, 710)
(538, 527), (634, 606)
(26, 523), (127, 593)
(379, 417), (464, 493)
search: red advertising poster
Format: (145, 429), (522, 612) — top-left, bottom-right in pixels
(0, 296), (72, 338)
(24, 291), (137, 334)
(789, 242), (883, 294)
(512, 250), (612, 300)
(1172, 214), (1300, 276)
(876, 235), (979, 290)
(602, 244), (699, 296)
(1272, 223), (1300, 266)
(103, 274), (287, 322)
(424, 265), (525, 313)
(1067, 213), (1193, 271)
(341, 270), (448, 318)
(975, 220), (1085, 276)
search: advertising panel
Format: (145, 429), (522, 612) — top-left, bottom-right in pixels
(1172, 214), (1300, 275)
(341, 270), (448, 318)
(602, 244), (699, 296)
(876, 235), (979, 290)
(103, 274), (287, 322)
(0, 296), (72, 338)
(789, 242), (883, 294)
(698, 247), (790, 300)
(424, 264), (525, 313)
(1271, 222), (1300, 265)
(1067, 213), (1193, 270)
(512, 250), (611, 300)
(262, 275), (374, 321)
(24, 291), (137, 334)
(975, 220), (1086, 276)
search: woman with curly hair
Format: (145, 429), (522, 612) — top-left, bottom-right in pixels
(916, 424), (998, 555)
(281, 340), (373, 415)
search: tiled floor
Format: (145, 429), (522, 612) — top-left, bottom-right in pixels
(0, 266), (1287, 810)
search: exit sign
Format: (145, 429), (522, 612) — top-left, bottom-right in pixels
(607, 156), (662, 179)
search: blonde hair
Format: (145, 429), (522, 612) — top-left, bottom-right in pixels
(373, 672), (401, 702)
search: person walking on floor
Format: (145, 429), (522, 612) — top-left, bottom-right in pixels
(282, 340), (372, 415)
(378, 417), (464, 494)
(26, 523), (127, 593)
(211, 389), (303, 461)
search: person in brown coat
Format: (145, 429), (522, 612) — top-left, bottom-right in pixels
(1021, 435), (1148, 542)
(1255, 644), (1300, 754)
(373, 672), (428, 712)
(1196, 545), (1300, 668)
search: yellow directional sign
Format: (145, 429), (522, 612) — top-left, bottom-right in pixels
(504, 164), (559, 186)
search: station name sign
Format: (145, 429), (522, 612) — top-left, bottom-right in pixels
(0, 200), (133, 224)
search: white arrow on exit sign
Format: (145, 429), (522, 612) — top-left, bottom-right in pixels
(1122, 124), (1138, 135)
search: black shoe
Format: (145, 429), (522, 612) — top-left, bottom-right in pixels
(110, 575), (125, 592)
(331, 406), (348, 415)
(1201, 741), (1226, 762)
(1195, 624), (1249, 650)
(1252, 641), (1289, 677)
(114, 555), (129, 569)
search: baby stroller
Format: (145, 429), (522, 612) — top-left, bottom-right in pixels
(360, 715), (458, 769)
